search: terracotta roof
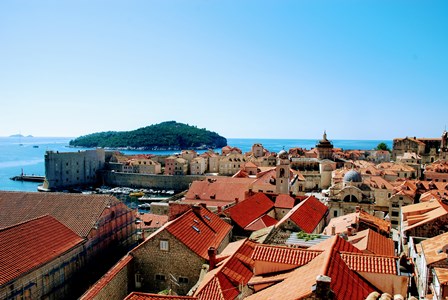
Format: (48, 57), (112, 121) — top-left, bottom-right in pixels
(246, 236), (375, 300)
(194, 239), (256, 300)
(184, 177), (255, 204)
(124, 292), (197, 300)
(323, 210), (390, 236)
(278, 196), (328, 233)
(0, 215), (84, 286)
(252, 244), (322, 266)
(80, 255), (133, 299)
(420, 231), (448, 265)
(347, 229), (395, 256)
(138, 206), (232, 260)
(224, 193), (274, 229)
(138, 213), (169, 229)
(244, 215), (278, 232)
(401, 199), (448, 232)
(434, 268), (448, 285)
(339, 252), (397, 274)
(274, 194), (295, 209)
(0, 191), (123, 237)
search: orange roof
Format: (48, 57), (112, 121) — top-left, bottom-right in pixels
(124, 292), (197, 300)
(274, 194), (295, 209)
(244, 215), (278, 232)
(340, 252), (397, 274)
(0, 191), (124, 237)
(138, 213), (169, 229)
(402, 199), (448, 232)
(434, 268), (448, 285)
(81, 255), (133, 299)
(246, 236), (375, 300)
(135, 206), (232, 260)
(194, 239), (256, 300)
(185, 177), (255, 204)
(347, 229), (395, 256)
(252, 244), (322, 266)
(277, 196), (328, 233)
(420, 231), (448, 265)
(0, 215), (84, 286)
(224, 193), (274, 229)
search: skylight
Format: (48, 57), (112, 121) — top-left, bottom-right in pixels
(192, 225), (200, 233)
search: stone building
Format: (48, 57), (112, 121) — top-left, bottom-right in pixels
(0, 191), (136, 298)
(392, 130), (448, 164)
(41, 149), (106, 191)
(190, 157), (206, 175)
(316, 131), (334, 160)
(0, 216), (86, 300)
(218, 153), (247, 176)
(164, 156), (188, 175)
(130, 205), (232, 295)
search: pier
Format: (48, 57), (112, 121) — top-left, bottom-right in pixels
(10, 174), (45, 182)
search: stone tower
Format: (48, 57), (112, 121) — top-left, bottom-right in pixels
(316, 131), (334, 160)
(276, 149), (290, 194)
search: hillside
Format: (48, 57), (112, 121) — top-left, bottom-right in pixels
(69, 121), (227, 150)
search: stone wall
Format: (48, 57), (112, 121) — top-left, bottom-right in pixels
(132, 230), (206, 295)
(83, 255), (134, 300)
(102, 171), (206, 192)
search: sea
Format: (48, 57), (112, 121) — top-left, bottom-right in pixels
(0, 136), (392, 192)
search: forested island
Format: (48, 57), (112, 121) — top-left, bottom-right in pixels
(69, 121), (227, 150)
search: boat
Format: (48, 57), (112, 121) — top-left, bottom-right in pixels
(33, 145), (39, 148)
(130, 191), (145, 197)
(138, 196), (170, 202)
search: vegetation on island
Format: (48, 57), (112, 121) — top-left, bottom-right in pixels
(375, 142), (391, 152)
(69, 121), (227, 150)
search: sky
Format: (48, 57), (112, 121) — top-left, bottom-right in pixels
(1, 0), (447, 140)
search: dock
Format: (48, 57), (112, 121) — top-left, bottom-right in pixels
(10, 174), (45, 182)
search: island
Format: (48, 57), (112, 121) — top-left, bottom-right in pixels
(69, 121), (227, 150)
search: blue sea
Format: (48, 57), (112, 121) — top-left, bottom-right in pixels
(0, 136), (392, 192)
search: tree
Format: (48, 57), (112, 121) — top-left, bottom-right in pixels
(376, 142), (390, 152)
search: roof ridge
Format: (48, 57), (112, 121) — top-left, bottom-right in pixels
(0, 214), (51, 232)
(339, 251), (398, 259)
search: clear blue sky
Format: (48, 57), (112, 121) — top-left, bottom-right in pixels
(1, 0), (447, 139)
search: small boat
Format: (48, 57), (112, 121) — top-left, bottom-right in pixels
(130, 191), (145, 197)
(33, 145), (39, 148)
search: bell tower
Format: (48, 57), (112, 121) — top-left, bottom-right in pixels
(276, 149), (290, 194)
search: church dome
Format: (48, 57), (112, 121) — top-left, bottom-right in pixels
(277, 149), (288, 159)
(343, 170), (362, 183)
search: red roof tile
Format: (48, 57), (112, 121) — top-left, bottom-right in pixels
(124, 292), (197, 300)
(274, 194), (295, 209)
(224, 193), (274, 229)
(339, 252), (397, 274)
(165, 206), (232, 259)
(80, 254), (133, 299)
(195, 239), (256, 300)
(185, 177), (255, 204)
(0, 191), (124, 237)
(0, 215), (84, 286)
(252, 244), (322, 266)
(279, 196), (328, 233)
(347, 229), (395, 256)
(244, 215), (278, 232)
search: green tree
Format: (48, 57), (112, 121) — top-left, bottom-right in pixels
(376, 142), (390, 152)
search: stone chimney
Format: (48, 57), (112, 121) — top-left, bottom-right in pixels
(208, 247), (217, 271)
(347, 226), (353, 236)
(313, 275), (334, 300)
(192, 204), (201, 217)
(331, 225), (336, 236)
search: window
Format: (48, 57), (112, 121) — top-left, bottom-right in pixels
(333, 210), (338, 217)
(160, 240), (169, 251)
(179, 277), (189, 284)
(391, 211), (399, 217)
(155, 274), (166, 281)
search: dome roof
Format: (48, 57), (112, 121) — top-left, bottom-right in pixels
(343, 170), (362, 183)
(277, 149), (288, 159)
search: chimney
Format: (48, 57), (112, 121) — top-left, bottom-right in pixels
(217, 206), (222, 214)
(208, 247), (217, 271)
(192, 204), (201, 217)
(313, 275), (334, 300)
(355, 206), (360, 213)
(347, 226), (353, 236)
(331, 225), (336, 236)
(235, 198), (239, 204)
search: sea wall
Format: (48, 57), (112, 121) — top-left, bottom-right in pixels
(101, 171), (205, 192)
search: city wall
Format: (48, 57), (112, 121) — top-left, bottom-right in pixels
(101, 171), (206, 192)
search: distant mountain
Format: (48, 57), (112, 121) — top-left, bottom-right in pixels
(9, 134), (33, 138)
(69, 121), (228, 150)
